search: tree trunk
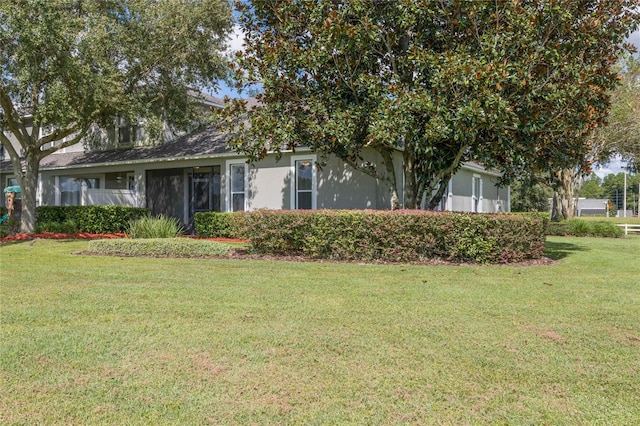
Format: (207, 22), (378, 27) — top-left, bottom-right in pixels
(403, 153), (419, 209)
(19, 151), (40, 233)
(552, 169), (576, 220)
(380, 148), (400, 210)
(425, 177), (451, 210)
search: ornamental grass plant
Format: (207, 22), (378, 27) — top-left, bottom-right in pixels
(127, 214), (184, 239)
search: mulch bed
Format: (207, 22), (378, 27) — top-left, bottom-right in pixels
(0, 233), (249, 244)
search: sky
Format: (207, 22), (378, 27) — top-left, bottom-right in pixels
(213, 25), (640, 178)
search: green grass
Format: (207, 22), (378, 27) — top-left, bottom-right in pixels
(577, 215), (640, 224)
(1, 237), (639, 425)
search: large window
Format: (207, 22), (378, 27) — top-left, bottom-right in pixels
(227, 162), (248, 212)
(291, 155), (317, 210)
(60, 177), (100, 206)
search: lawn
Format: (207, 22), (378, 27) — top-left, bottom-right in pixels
(1, 236), (639, 425)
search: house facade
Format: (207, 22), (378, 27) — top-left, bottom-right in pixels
(2, 93), (510, 225)
(1, 123), (510, 227)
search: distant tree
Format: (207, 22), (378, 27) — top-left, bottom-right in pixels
(1, 0), (233, 232)
(578, 174), (605, 199)
(510, 178), (553, 213)
(595, 56), (640, 172)
(602, 172), (640, 214)
(219, 0), (639, 210)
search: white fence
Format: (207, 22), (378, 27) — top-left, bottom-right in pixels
(617, 224), (640, 236)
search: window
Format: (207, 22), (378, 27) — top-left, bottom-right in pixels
(226, 162), (247, 212)
(60, 177), (100, 206)
(291, 155), (317, 210)
(117, 117), (139, 145)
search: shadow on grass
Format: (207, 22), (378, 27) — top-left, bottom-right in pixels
(544, 240), (588, 260)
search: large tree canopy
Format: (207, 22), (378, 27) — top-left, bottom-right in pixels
(1, 0), (233, 231)
(594, 55), (640, 172)
(219, 0), (639, 209)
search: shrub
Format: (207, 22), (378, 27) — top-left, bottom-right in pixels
(0, 216), (21, 238)
(88, 238), (234, 257)
(35, 219), (80, 234)
(239, 210), (546, 264)
(128, 215), (184, 239)
(194, 212), (244, 238)
(36, 206), (149, 234)
(547, 219), (623, 238)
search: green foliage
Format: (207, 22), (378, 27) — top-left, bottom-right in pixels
(0, 216), (20, 238)
(220, 1), (639, 209)
(88, 238), (234, 257)
(511, 179), (553, 213)
(578, 174), (605, 199)
(595, 55), (640, 171)
(602, 172), (640, 214)
(238, 210), (546, 264)
(0, 0), (233, 232)
(547, 220), (623, 238)
(127, 215), (184, 239)
(194, 212), (243, 238)
(35, 206), (149, 234)
(35, 220), (79, 234)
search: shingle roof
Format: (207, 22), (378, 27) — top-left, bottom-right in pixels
(1, 126), (232, 172)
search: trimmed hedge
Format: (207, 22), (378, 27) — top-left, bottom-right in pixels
(194, 212), (243, 238)
(36, 206), (149, 234)
(232, 210), (546, 264)
(88, 238), (234, 257)
(547, 220), (623, 238)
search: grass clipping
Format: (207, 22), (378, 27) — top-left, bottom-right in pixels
(88, 238), (235, 258)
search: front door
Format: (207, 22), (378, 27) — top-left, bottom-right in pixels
(189, 166), (221, 227)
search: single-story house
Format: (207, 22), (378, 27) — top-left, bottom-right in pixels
(1, 123), (510, 228)
(576, 198), (608, 216)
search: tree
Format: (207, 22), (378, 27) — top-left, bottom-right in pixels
(510, 178), (553, 213)
(1, 0), (233, 232)
(578, 174), (605, 199)
(602, 171), (640, 214)
(595, 55), (640, 172)
(218, 0), (639, 210)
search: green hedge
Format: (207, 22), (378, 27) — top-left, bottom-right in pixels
(233, 210), (546, 264)
(547, 219), (623, 238)
(194, 212), (244, 238)
(88, 238), (234, 257)
(36, 206), (150, 234)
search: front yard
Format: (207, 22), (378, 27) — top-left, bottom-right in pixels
(1, 236), (639, 424)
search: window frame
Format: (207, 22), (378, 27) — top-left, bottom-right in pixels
(290, 154), (317, 210)
(225, 160), (249, 212)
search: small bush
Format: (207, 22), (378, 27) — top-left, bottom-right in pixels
(36, 206), (149, 234)
(35, 219), (80, 234)
(88, 238), (234, 257)
(128, 215), (184, 239)
(547, 219), (623, 238)
(194, 212), (244, 238)
(0, 216), (21, 238)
